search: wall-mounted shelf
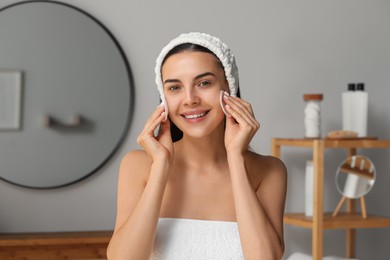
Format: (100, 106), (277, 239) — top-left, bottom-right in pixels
(272, 138), (390, 260)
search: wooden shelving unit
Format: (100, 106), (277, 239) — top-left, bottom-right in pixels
(272, 138), (390, 260)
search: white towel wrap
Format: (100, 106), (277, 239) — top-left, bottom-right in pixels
(151, 218), (244, 260)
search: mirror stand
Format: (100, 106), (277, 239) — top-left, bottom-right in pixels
(332, 195), (367, 219)
(333, 155), (375, 219)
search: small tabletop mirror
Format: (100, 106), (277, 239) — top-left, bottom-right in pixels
(333, 155), (376, 219)
(336, 155), (376, 199)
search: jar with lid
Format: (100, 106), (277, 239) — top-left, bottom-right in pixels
(303, 94), (323, 138)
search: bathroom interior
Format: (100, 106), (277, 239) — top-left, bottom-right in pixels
(0, 0), (389, 259)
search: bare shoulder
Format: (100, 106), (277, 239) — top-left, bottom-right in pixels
(244, 151), (287, 188)
(114, 150), (152, 231)
(121, 149), (152, 165)
(119, 149), (152, 183)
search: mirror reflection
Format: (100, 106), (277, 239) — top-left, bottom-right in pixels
(335, 155), (376, 199)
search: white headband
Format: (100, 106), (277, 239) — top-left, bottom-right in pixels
(155, 32), (239, 117)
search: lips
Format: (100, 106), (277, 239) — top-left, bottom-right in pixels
(184, 112), (206, 119)
(181, 110), (209, 119)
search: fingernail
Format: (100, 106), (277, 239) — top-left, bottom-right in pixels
(224, 105), (232, 117)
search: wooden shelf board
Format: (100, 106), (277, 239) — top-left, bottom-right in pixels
(284, 212), (390, 229)
(0, 231), (112, 247)
(273, 138), (390, 149)
(273, 138), (315, 148)
(324, 139), (390, 149)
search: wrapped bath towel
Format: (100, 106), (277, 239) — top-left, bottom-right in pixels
(151, 218), (244, 260)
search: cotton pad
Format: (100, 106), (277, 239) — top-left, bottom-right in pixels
(220, 91), (231, 116)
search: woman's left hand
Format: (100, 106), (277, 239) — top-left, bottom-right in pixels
(223, 92), (260, 155)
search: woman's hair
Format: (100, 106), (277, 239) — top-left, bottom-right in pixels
(160, 43), (241, 142)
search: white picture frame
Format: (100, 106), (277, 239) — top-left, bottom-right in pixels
(0, 70), (23, 130)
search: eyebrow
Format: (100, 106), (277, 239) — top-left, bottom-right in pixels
(163, 72), (216, 85)
(194, 72), (216, 80)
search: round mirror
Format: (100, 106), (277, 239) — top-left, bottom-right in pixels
(335, 155), (376, 199)
(0, 1), (133, 188)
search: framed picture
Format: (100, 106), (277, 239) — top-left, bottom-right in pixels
(0, 70), (23, 130)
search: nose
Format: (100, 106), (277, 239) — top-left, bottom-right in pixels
(184, 88), (200, 106)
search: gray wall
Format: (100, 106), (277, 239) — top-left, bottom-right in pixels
(0, 0), (389, 259)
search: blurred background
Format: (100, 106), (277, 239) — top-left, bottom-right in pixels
(0, 0), (389, 259)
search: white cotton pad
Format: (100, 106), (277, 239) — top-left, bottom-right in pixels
(160, 100), (168, 121)
(220, 91), (229, 116)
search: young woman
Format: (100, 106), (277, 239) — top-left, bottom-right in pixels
(107, 32), (287, 260)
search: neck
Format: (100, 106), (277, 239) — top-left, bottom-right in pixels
(175, 124), (227, 168)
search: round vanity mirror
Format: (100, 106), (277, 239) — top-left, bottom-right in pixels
(0, 1), (133, 188)
(335, 155), (376, 199)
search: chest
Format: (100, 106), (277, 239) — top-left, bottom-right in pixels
(160, 172), (236, 220)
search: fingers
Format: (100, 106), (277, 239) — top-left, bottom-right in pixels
(137, 104), (167, 144)
(156, 117), (171, 142)
(223, 94), (260, 131)
(143, 104), (166, 133)
(220, 90), (231, 117)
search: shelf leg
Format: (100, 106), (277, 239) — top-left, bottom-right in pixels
(348, 148), (357, 157)
(312, 140), (324, 260)
(346, 148), (357, 258)
(271, 139), (281, 158)
(360, 196), (367, 219)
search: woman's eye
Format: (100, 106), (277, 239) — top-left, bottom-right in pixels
(168, 85), (181, 91)
(199, 81), (211, 87)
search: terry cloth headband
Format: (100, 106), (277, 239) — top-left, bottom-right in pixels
(155, 32), (239, 117)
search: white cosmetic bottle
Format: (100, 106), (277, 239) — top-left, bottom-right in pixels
(342, 83), (368, 137)
(305, 160), (314, 217)
(342, 83), (355, 132)
(352, 83), (368, 137)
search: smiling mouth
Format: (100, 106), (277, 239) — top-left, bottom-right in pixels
(182, 111), (209, 119)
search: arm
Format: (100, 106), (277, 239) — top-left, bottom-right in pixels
(228, 154), (287, 260)
(107, 105), (172, 260)
(223, 94), (287, 259)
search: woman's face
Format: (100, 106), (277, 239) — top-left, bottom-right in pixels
(162, 51), (229, 139)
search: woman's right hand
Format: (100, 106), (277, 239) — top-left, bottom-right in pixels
(137, 104), (174, 163)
